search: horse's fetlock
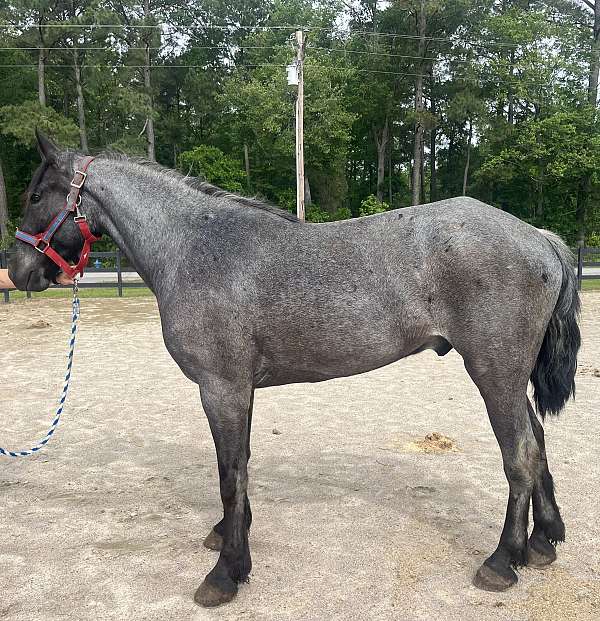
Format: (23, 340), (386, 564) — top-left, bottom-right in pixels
(227, 552), (252, 584)
(500, 536), (528, 568)
(542, 516), (565, 545)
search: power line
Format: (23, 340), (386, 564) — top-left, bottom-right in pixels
(0, 62), (294, 71)
(0, 61), (579, 88)
(0, 45), (282, 51)
(0, 22), (531, 49)
(329, 29), (521, 48)
(1, 43), (591, 66)
(0, 22), (588, 55)
(0, 43), (440, 62)
(309, 46), (438, 61)
(0, 23), (299, 30)
(0, 62), (427, 78)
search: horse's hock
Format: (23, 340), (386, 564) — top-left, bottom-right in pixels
(1, 293), (599, 621)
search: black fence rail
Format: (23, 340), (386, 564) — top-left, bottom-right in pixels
(0, 249), (145, 303)
(1, 246), (597, 303)
(578, 246), (600, 290)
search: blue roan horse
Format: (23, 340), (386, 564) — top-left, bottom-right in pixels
(9, 133), (580, 607)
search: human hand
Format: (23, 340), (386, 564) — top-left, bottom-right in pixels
(55, 272), (75, 286)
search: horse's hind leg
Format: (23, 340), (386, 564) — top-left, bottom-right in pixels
(204, 390), (254, 552)
(527, 399), (565, 567)
(465, 361), (540, 591)
(194, 377), (253, 607)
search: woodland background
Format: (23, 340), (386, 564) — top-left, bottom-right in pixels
(1, 0), (600, 248)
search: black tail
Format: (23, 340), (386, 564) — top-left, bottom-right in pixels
(531, 231), (581, 418)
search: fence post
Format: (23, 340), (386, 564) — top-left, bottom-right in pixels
(1, 249), (8, 304)
(116, 249), (123, 297)
(577, 246), (583, 291)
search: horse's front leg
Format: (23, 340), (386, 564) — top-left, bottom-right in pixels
(194, 374), (253, 607)
(203, 390), (253, 552)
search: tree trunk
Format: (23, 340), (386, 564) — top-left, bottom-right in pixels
(420, 151), (425, 203)
(244, 143), (251, 192)
(430, 95), (437, 202)
(576, 179), (587, 247)
(411, 0), (426, 205)
(462, 119), (472, 196)
(589, 0), (600, 105)
(536, 174), (544, 218)
(508, 49), (515, 124)
(38, 46), (46, 107)
(497, 99), (505, 117)
(0, 158), (8, 239)
(73, 49), (89, 151)
(388, 139), (393, 206)
(375, 117), (389, 202)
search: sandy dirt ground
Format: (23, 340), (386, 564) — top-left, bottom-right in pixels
(0, 292), (598, 621)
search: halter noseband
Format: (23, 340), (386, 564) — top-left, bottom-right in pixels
(15, 157), (101, 279)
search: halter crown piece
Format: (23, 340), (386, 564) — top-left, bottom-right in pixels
(15, 157), (101, 279)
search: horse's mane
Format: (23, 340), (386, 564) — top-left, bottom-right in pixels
(99, 152), (299, 222)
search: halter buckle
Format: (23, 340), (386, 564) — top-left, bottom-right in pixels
(73, 214), (87, 223)
(34, 239), (49, 253)
(70, 171), (87, 189)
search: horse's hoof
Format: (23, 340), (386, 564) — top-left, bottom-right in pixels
(203, 529), (223, 551)
(194, 578), (237, 607)
(473, 562), (518, 592)
(527, 536), (557, 568)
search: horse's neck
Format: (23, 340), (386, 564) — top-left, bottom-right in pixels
(86, 159), (194, 293)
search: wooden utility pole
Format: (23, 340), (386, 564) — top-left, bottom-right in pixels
(143, 0), (156, 161)
(295, 30), (305, 221)
(73, 48), (89, 151)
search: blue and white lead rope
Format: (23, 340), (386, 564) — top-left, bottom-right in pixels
(0, 281), (80, 457)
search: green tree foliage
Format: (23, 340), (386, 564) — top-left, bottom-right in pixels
(0, 0), (599, 245)
(477, 109), (600, 239)
(178, 145), (246, 192)
(0, 100), (79, 146)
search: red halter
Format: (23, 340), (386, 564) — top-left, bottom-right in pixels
(15, 157), (101, 279)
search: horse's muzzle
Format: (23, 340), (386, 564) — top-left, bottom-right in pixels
(8, 266), (51, 292)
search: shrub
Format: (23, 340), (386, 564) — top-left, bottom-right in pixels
(178, 145), (246, 193)
(359, 195), (389, 216)
(587, 231), (600, 247)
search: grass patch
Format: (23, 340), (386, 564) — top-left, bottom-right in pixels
(4, 286), (153, 301)
(3, 279), (599, 302)
(581, 279), (600, 291)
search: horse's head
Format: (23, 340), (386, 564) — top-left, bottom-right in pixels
(9, 131), (95, 291)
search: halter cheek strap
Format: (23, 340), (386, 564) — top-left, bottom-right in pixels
(15, 157), (101, 279)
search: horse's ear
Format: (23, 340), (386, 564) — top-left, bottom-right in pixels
(35, 128), (60, 166)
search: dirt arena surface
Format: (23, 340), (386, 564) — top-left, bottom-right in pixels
(0, 292), (599, 621)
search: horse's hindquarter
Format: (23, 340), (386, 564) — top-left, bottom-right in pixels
(414, 198), (563, 367)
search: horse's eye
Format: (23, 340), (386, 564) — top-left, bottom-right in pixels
(30, 193), (41, 204)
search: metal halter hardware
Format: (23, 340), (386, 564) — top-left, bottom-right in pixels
(15, 157), (101, 279)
